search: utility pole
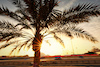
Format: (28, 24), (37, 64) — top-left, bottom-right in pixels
(71, 39), (74, 54)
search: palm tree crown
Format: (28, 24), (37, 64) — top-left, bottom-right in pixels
(0, 0), (100, 54)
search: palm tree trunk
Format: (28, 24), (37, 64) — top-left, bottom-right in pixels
(33, 49), (40, 67)
(32, 28), (42, 67)
(32, 13), (42, 67)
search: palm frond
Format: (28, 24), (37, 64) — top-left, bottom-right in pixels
(48, 24), (98, 43)
(65, 3), (98, 14)
(15, 22), (31, 30)
(0, 41), (18, 50)
(9, 37), (33, 55)
(45, 10), (62, 27)
(11, 0), (33, 22)
(46, 24), (73, 38)
(9, 36), (33, 55)
(21, 31), (34, 39)
(0, 21), (22, 42)
(9, 45), (19, 55)
(0, 21), (16, 30)
(0, 6), (23, 22)
(0, 32), (22, 42)
(70, 27), (98, 43)
(22, 0), (38, 19)
(15, 20), (36, 33)
(15, 9), (32, 22)
(63, 3), (100, 23)
(54, 34), (65, 48)
(59, 25), (98, 43)
(39, 0), (58, 21)
(27, 43), (32, 50)
(17, 38), (33, 53)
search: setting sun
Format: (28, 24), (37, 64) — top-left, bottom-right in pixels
(40, 39), (63, 56)
(26, 38), (64, 57)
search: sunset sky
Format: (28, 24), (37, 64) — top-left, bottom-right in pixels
(0, 0), (100, 57)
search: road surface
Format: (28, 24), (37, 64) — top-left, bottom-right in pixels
(0, 56), (100, 67)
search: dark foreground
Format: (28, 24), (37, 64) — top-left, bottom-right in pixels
(0, 56), (100, 67)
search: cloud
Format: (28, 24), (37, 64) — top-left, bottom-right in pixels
(55, 0), (77, 11)
(64, 0), (77, 10)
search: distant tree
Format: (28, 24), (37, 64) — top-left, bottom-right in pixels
(85, 51), (97, 54)
(0, 0), (100, 67)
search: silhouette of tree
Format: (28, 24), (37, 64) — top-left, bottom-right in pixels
(0, 0), (100, 67)
(85, 51), (97, 54)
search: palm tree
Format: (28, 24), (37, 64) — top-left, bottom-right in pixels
(0, 0), (100, 67)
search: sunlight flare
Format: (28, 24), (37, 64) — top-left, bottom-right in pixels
(40, 39), (63, 56)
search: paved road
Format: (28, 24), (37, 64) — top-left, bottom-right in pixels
(1, 56), (100, 62)
(0, 57), (100, 67)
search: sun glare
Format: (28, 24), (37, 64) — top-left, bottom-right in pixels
(26, 48), (34, 57)
(26, 34), (71, 56)
(26, 38), (64, 57)
(40, 39), (63, 56)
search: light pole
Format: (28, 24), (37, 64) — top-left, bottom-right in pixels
(71, 39), (74, 55)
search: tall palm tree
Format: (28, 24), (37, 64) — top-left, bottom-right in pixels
(0, 0), (100, 67)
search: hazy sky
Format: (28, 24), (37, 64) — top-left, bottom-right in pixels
(0, 0), (100, 56)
